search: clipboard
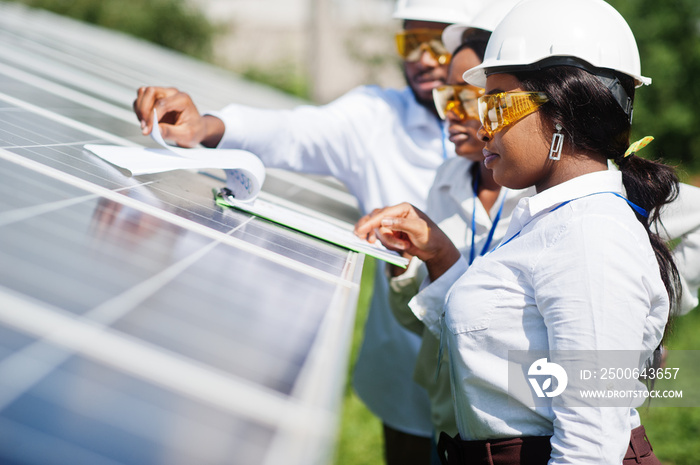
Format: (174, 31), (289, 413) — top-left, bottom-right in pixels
(215, 188), (409, 268)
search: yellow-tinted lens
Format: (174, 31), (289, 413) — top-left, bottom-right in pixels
(432, 86), (450, 119)
(477, 91), (549, 136)
(433, 85), (485, 120)
(396, 30), (451, 64)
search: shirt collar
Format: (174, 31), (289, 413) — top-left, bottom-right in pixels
(527, 169), (622, 217)
(403, 86), (440, 129)
(433, 157), (474, 192)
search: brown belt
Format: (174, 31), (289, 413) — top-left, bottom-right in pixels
(438, 425), (655, 465)
(624, 426), (656, 463)
(437, 432), (551, 465)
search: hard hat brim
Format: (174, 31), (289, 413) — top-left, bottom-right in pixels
(464, 56), (652, 89)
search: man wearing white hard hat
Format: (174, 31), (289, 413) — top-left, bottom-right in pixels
(132, 1), (488, 463)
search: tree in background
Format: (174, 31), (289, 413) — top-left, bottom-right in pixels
(10, 0), (219, 60)
(609, 0), (700, 175)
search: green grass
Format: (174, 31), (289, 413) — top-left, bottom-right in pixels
(333, 258), (384, 465)
(638, 307), (700, 465)
(335, 258), (700, 465)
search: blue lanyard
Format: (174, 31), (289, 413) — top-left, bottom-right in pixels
(550, 191), (648, 217)
(440, 121), (449, 160)
(493, 191), (647, 252)
(469, 171), (507, 265)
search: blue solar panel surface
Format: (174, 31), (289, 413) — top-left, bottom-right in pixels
(0, 4), (363, 465)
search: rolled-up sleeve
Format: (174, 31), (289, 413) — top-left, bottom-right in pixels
(657, 182), (700, 314)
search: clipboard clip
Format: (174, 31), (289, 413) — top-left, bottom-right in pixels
(214, 186), (236, 209)
(218, 186), (235, 200)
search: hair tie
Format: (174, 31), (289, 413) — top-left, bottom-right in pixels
(624, 136), (654, 157)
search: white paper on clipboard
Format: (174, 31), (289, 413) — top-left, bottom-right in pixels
(84, 110), (265, 201)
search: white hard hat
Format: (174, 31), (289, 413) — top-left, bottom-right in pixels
(463, 0), (651, 88)
(393, 0), (485, 25)
(442, 0), (521, 54)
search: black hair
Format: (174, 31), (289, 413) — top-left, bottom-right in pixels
(512, 64), (681, 342)
(452, 28), (490, 63)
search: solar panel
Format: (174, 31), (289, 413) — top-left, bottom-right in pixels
(0, 3), (363, 464)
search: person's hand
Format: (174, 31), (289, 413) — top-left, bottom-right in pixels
(133, 86), (224, 148)
(355, 203), (461, 281)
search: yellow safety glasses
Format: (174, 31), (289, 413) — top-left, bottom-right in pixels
(477, 91), (549, 137)
(432, 85), (485, 121)
(395, 29), (451, 65)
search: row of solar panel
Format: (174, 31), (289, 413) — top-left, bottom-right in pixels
(0, 4), (363, 464)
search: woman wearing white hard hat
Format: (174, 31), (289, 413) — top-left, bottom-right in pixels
(358, 0), (684, 462)
(380, 0), (530, 447)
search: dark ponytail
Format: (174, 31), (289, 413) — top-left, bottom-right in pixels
(614, 153), (681, 312)
(513, 65), (682, 331)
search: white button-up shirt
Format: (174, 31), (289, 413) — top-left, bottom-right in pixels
(399, 161), (700, 443)
(209, 85), (452, 435)
(389, 156), (533, 437)
(437, 170), (669, 463)
(657, 182), (700, 313)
